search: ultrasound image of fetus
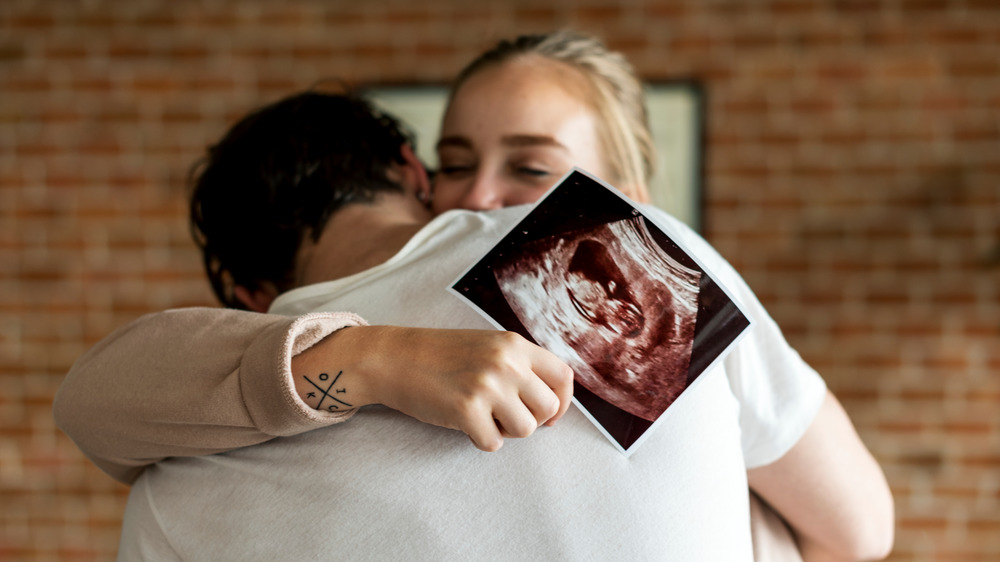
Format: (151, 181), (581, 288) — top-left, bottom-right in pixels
(493, 217), (702, 422)
(566, 240), (645, 339)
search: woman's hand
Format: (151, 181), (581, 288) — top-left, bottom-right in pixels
(291, 325), (575, 451)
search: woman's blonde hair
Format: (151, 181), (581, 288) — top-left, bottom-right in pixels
(451, 30), (655, 199)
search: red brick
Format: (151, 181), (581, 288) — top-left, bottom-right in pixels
(4, 75), (52, 92)
(789, 93), (838, 113)
(832, 0), (883, 14)
(196, 12), (242, 28)
(135, 12), (178, 28)
(16, 142), (61, 157)
(167, 45), (209, 61)
(0, 43), (27, 62)
(767, 1), (819, 16)
(961, 320), (999, 338)
(7, 13), (56, 28)
(922, 351), (969, 370)
(718, 163), (770, 178)
(130, 75), (180, 94)
(855, 351), (903, 369)
(793, 28), (854, 49)
(604, 35), (650, 53)
(961, 456), (1000, 468)
(878, 57), (941, 79)
(954, 122), (1000, 142)
(731, 29), (779, 50)
(162, 109), (202, 124)
(900, 0), (953, 13)
(741, 60), (799, 83)
(385, 7), (431, 25)
(834, 388), (879, 402)
(79, 138), (123, 156)
(759, 130), (801, 146)
(816, 61), (868, 81)
(933, 486), (980, 499)
(644, 4), (689, 19)
(931, 289), (978, 306)
(894, 452), (945, 469)
(513, 7), (561, 24)
(669, 34), (717, 53)
(899, 516), (948, 530)
(861, 26), (913, 47)
(921, 93), (969, 112)
(899, 389), (946, 401)
(701, 1), (754, 18)
(415, 43), (454, 58)
(577, 5), (625, 23)
(720, 95), (769, 114)
(878, 422), (927, 434)
(790, 162), (837, 178)
(108, 42), (151, 60)
(187, 76), (236, 92)
(324, 10), (366, 27)
(927, 25), (987, 46)
(354, 44), (394, 58)
(70, 76), (115, 93)
(948, 57), (1000, 78)
(765, 256), (809, 273)
(829, 320), (876, 337)
(941, 422), (992, 434)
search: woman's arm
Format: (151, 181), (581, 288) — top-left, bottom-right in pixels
(54, 308), (361, 484)
(54, 308), (573, 484)
(748, 391), (895, 561)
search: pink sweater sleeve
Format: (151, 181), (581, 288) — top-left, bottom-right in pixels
(53, 307), (366, 484)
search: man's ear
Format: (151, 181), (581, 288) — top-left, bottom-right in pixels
(398, 143), (432, 205)
(234, 283), (279, 313)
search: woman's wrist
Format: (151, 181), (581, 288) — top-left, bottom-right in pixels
(290, 326), (380, 413)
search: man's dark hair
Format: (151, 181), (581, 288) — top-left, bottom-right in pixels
(189, 90), (414, 309)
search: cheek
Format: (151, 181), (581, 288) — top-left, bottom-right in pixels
(430, 180), (462, 214)
(506, 185), (552, 206)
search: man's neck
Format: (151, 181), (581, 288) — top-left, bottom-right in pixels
(295, 193), (435, 287)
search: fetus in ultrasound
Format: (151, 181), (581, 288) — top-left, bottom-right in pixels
(494, 217), (701, 421)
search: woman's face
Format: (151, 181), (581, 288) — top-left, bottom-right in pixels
(432, 58), (610, 213)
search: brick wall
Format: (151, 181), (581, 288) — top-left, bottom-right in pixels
(2, 0), (997, 559)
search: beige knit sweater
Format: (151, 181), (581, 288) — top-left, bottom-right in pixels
(54, 307), (364, 484)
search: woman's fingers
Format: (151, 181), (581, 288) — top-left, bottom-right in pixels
(525, 346), (574, 426)
(460, 401), (505, 452)
(340, 326), (574, 450)
(493, 399), (540, 439)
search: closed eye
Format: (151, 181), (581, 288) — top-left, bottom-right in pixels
(439, 165), (473, 176)
(516, 166), (550, 177)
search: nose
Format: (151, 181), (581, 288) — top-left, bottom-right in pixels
(458, 173), (504, 211)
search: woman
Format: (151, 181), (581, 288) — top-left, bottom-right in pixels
(57, 31), (893, 560)
(431, 32), (653, 211)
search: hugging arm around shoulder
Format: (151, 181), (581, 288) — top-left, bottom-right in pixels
(53, 308), (364, 484)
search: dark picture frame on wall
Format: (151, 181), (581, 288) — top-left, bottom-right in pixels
(365, 82), (705, 232)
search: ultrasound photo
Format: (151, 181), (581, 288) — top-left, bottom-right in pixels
(493, 217), (700, 422)
(451, 170), (752, 454)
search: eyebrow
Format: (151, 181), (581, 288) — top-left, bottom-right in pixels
(436, 134), (569, 151)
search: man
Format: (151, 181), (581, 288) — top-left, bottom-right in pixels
(57, 91), (891, 560)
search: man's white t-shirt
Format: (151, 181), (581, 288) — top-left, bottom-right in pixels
(118, 206), (825, 561)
